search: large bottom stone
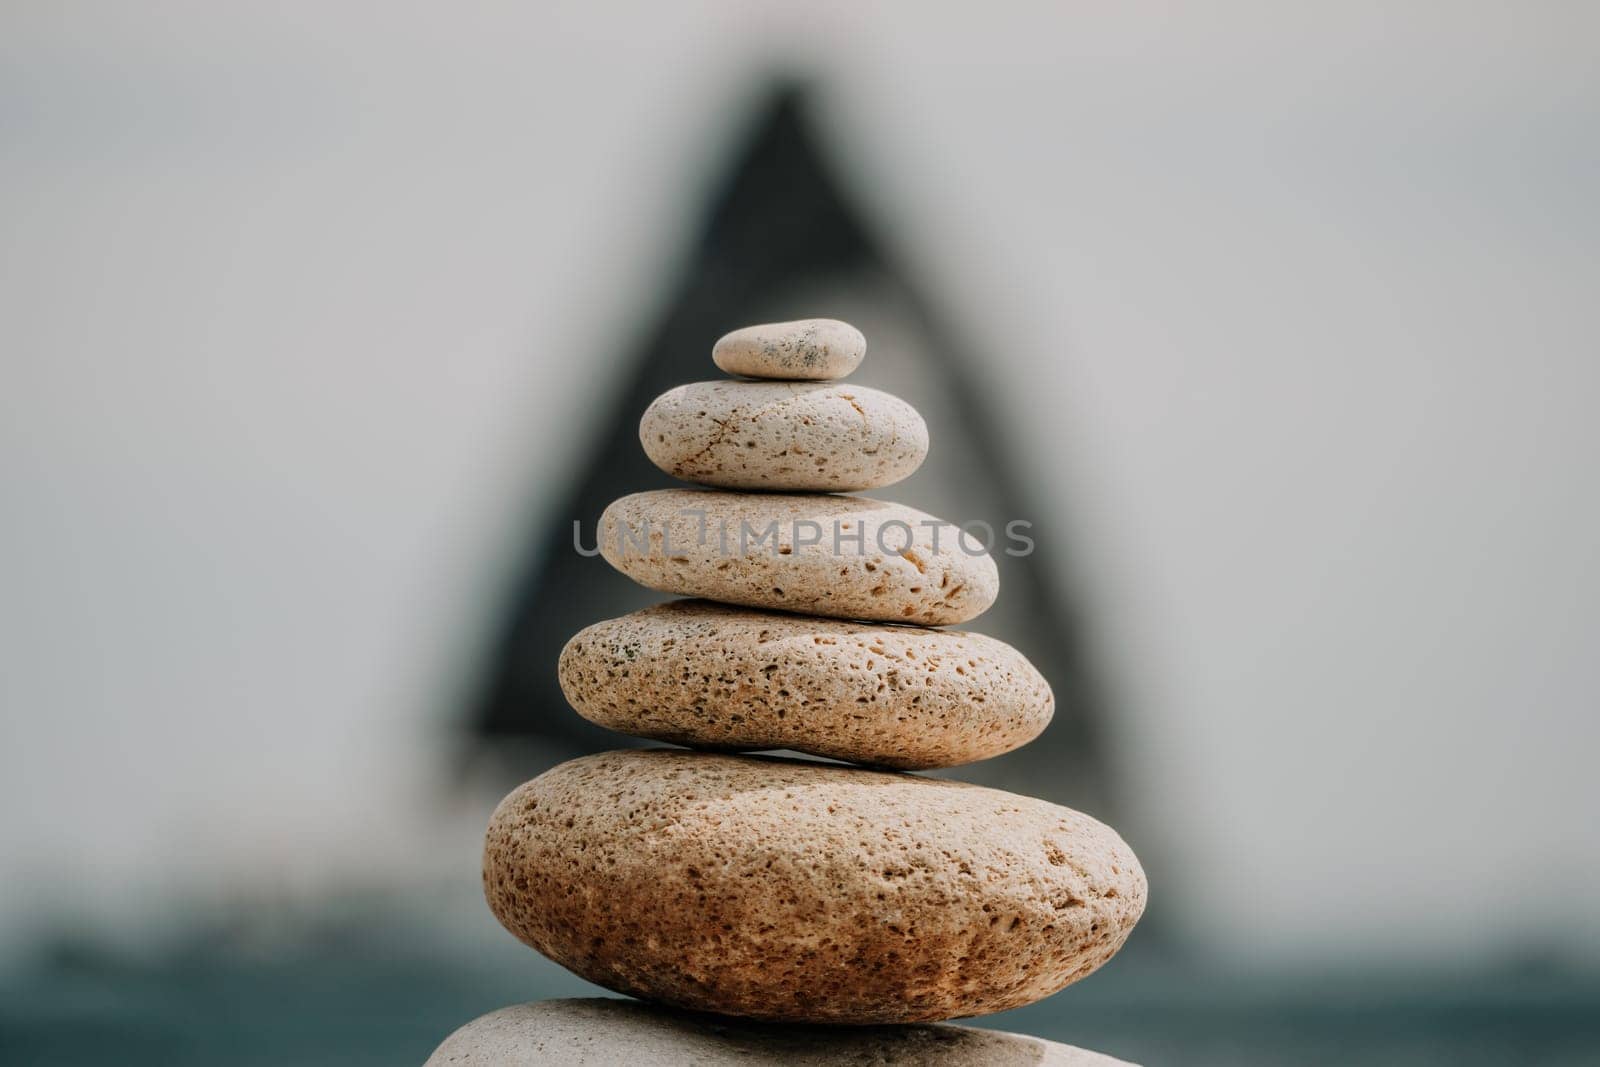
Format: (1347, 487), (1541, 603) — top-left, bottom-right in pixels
(425, 998), (1137, 1065)
(483, 750), (1146, 1024)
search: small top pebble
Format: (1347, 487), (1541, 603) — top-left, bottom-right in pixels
(712, 319), (865, 380)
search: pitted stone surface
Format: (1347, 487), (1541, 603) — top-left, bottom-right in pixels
(712, 318), (865, 380)
(425, 998), (1137, 1065)
(597, 489), (999, 625)
(640, 380), (928, 491)
(483, 750), (1147, 1025)
(559, 600), (1052, 769)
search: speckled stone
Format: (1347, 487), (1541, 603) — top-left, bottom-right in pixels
(712, 318), (865, 381)
(483, 750), (1147, 1025)
(640, 380), (928, 491)
(597, 489), (999, 625)
(425, 998), (1137, 1065)
(559, 600), (1052, 769)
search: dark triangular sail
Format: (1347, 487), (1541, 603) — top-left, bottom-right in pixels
(467, 84), (1113, 816)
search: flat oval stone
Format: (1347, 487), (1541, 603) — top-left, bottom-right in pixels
(426, 998), (1136, 1065)
(598, 490), (999, 625)
(712, 318), (865, 380)
(483, 750), (1147, 1025)
(559, 600), (1052, 769)
(640, 381), (928, 491)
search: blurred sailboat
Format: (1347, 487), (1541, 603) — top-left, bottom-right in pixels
(467, 84), (1113, 817)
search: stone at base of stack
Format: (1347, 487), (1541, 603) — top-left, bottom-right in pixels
(425, 998), (1137, 1066)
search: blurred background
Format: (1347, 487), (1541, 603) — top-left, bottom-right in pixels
(3, 3), (1598, 1064)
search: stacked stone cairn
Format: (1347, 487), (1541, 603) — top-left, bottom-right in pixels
(428, 320), (1148, 1065)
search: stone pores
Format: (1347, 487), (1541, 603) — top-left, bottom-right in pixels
(712, 318), (866, 381)
(559, 600), (1052, 769)
(482, 750), (1147, 1025)
(640, 380), (928, 491)
(597, 489), (1000, 625)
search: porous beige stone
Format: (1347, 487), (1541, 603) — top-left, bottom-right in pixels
(425, 998), (1137, 1065)
(640, 380), (928, 491)
(483, 750), (1146, 1025)
(559, 600), (1051, 769)
(597, 489), (999, 625)
(712, 318), (865, 380)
